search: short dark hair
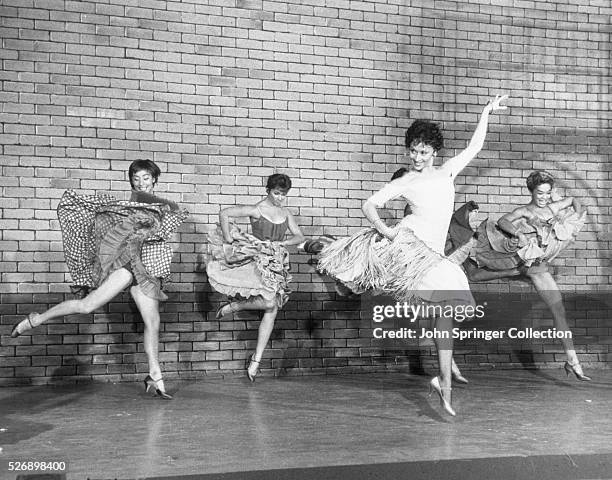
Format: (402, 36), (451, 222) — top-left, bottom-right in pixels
(129, 160), (161, 188)
(266, 173), (292, 192)
(526, 171), (554, 192)
(405, 120), (444, 152)
(391, 167), (408, 181)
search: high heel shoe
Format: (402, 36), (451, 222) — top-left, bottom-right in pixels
(564, 361), (591, 381)
(451, 361), (469, 384)
(246, 354), (260, 382)
(428, 377), (456, 416)
(144, 375), (173, 400)
(215, 302), (233, 320)
(11, 313), (38, 338)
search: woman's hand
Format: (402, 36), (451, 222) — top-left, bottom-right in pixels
(516, 232), (529, 247)
(484, 94), (509, 114)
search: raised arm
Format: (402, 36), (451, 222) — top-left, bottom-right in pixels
(549, 196), (582, 216)
(219, 204), (257, 243)
(279, 212), (306, 247)
(443, 95), (508, 177)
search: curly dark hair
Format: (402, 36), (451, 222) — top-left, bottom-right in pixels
(404, 120), (444, 152)
(266, 173), (292, 192)
(128, 159), (161, 188)
(526, 171), (554, 192)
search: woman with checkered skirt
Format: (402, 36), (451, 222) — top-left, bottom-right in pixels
(11, 160), (188, 399)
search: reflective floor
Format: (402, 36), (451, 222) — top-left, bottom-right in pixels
(0, 369), (611, 479)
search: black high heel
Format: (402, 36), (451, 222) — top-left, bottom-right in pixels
(246, 354), (260, 382)
(144, 375), (173, 399)
(11, 313), (37, 338)
(564, 361), (591, 381)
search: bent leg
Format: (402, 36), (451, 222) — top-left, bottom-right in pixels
(20, 269), (133, 333)
(529, 272), (577, 354)
(464, 261), (521, 283)
(130, 285), (164, 384)
(217, 295), (275, 319)
(528, 271), (577, 361)
(254, 299), (278, 362)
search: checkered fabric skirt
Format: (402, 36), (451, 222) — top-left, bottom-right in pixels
(57, 189), (188, 300)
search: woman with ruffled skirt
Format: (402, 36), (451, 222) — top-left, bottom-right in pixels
(11, 160), (188, 399)
(319, 96), (509, 416)
(468, 171), (590, 380)
(206, 174), (305, 381)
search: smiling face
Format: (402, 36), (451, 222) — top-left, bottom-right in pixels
(267, 187), (288, 207)
(531, 183), (552, 208)
(131, 169), (156, 193)
(407, 140), (436, 172)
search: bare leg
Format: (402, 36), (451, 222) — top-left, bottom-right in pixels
(528, 271), (576, 360)
(254, 301), (278, 362)
(12, 268), (133, 336)
(130, 285), (164, 387)
(431, 315), (456, 415)
(434, 316), (454, 390)
(428, 316), (468, 384)
(464, 261), (521, 283)
(223, 295), (279, 381)
(218, 296), (271, 318)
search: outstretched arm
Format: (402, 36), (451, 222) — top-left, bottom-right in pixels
(219, 205), (257, 243)
(443, 95), (508, 177)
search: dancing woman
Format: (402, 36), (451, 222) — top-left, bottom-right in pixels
(467, 171), (589, 379)
(206, 174), (305, 382)
(319, 95), (508, 415)
(391, 168), (469, 385)
(11, 160), (188, 399)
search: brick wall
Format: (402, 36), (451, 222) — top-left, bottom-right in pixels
(1, 0), (610, 385)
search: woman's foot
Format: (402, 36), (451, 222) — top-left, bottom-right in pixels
(215, 302), (234, 320)
(429, 377), (456, 416)
(144, 375), (173, 399)
(451, 360), (468, 384)
(564, 361), (591, 381)
(246, 354), (260, 382)
(11, 313), (39, 338)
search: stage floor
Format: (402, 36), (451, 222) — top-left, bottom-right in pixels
(1, 369), (611, 480)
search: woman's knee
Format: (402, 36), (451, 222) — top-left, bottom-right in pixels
(262, 298), (277, 312)
(76, 299), (96, 314)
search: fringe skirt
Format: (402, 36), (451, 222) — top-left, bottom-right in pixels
(318, 226), (474, 310)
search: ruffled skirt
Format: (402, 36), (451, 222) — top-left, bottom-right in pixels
(205, 224), (292, 308)
(471, 210), (586, 270)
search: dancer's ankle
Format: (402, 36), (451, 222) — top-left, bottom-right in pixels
(565, 350), (579, 365)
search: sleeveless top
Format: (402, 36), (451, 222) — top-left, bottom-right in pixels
(250, 207), (289, 241)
